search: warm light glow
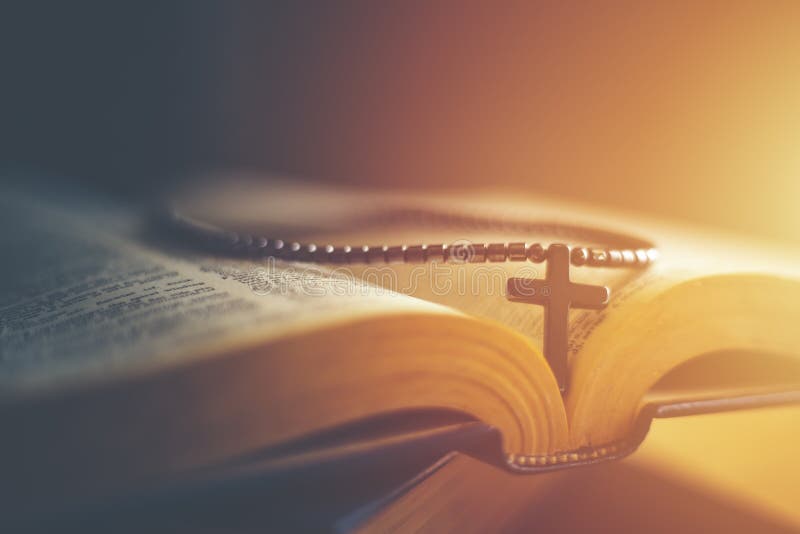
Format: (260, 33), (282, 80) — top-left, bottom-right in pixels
(230, 2), (800, 241)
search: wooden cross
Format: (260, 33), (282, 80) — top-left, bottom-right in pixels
(507, 244), (609, 393)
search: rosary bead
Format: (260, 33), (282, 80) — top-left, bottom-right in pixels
(527, 243), (547, 263)
(385, 245), (406, 263)
(268, 239), (286, 258)
(239, 234), (253, 248)
(448, 243), (472, 263)
(588, 248), (608, 266)
(621, 249), (636, 265)
(365, 245), (387, 263)
(508, 242), (527, 261)
(315, 244), (334, 262)
(248, 237), (266, 256)
(328, 245), (349, 263)
(405, 245), (426, 263)
(224, 232), (239, 246)
(346, 244), (368, 263)
(487, 243), (508, 262)
(294, 243), (315, 262)
(426, 244), (446, 262)
(570, 247), (589, 266)
(607, 250), (623, 266)
(281, 241), (298, 260)
(469, 243), (488, 263)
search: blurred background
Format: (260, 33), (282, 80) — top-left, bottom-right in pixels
(3, 0), (800, 242)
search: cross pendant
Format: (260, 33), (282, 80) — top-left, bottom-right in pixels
(506, 244), (609, 394)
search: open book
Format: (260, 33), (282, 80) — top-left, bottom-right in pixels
(3, 176), (800, 520)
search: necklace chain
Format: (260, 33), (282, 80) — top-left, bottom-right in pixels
(166, 207), (658, 269)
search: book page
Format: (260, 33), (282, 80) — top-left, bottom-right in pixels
(0, 186), (571, 516)
(0, 190), (442, 393)
(342, 259), (640, 354)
